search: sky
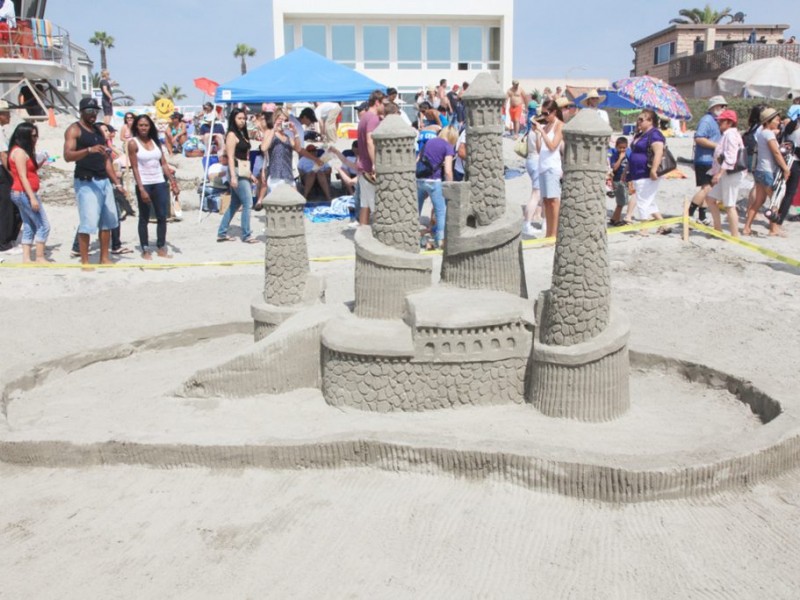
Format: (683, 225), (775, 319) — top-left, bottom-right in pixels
(46, 0), (798, 106)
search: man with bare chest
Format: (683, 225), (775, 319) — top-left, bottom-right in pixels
(506, 80), (528, 138)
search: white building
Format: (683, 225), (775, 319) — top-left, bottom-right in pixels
(272, 0), (514, 100)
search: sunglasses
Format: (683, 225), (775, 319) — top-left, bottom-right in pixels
(541, 111), (550, 117)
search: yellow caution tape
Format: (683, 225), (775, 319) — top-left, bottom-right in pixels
(1, 217), (796, 269)
(688, 221), (800, 268)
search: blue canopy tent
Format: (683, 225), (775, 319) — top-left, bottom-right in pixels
(572, 89), (639, 110)
(215, 47), (387, 103)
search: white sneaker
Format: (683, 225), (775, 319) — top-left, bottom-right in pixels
(1, 246), (22, 255)
(522, 222), (536, 237)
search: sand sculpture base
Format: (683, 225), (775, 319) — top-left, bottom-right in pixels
(2, 323), (797, 503)
(251, 274), (325, 341)
(529, 309), (631, 422)
(321, 288), (534, 411)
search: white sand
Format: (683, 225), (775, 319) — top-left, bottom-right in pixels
(2, 120), (800, 597)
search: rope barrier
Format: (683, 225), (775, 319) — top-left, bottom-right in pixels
(1, 216), (797, 270)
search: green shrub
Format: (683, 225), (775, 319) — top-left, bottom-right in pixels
(685, 97), (792, 129)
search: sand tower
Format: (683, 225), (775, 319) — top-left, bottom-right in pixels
(527, 109), (631, 421)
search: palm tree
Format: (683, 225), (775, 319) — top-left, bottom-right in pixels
(151, 84), (187, 104)
(670, 4), (734, 24)
(89, 31), (115, 71)
(233, 44), (257, 75)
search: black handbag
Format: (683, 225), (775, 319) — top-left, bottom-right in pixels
(646, 132), (677, 177)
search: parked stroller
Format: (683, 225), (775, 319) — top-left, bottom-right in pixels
(764, 142), (796, 223)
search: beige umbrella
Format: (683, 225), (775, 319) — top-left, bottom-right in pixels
(717, 56), (800, 99)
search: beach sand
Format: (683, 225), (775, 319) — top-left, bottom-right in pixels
(1, 118), (799, 598)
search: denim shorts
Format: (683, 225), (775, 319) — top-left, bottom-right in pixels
(753, 170), (775, 187)
(539, 168), (562, 198)
(75, 178), (119, 234)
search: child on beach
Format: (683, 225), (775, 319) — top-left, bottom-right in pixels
(609, 137), (630, 226)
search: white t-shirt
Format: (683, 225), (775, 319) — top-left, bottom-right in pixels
(0, 3), (16, 28)
(317, 102), (340, 119)
(454, 129), (466, 175)
(755, 126), (777, 174)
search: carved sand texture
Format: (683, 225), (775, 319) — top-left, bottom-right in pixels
(322, 349), (526, 411)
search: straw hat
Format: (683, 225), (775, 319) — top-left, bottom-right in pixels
(0, 100), (8, 111)
(580, 89), (606, 106)
(760, 107), (780, 124)
(555, 97), (575, 109)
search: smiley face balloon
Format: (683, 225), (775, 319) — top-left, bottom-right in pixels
(155, 98), (175, 121)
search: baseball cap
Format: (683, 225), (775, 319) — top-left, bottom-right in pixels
(79, 97), (100, 111)
(716, 109), (738, 125)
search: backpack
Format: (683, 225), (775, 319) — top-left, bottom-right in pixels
(742, 123), (759, 155)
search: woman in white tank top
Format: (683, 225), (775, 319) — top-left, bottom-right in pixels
(532, 100), (564, 239)
(128, 114), (179, 259)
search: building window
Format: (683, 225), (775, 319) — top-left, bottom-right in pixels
(653, 41), (676, 65)
(363, 25), (389, 69)
(397, 26), (422, 70)
(427, 26), (451, 69)
(693, 38), (705, 54)
(302, 24), (327, 56)
(81, 74), (88, 93)
(332, 25), (355, 68)
(488, 27), (501, 70)
(458, 26), (482, 68)
(284, 24), (295, 54)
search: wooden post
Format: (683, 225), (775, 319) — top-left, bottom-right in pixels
(682, 197), (690, 242)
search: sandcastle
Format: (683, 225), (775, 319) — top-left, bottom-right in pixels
(5, 73), (797, 507)
(184, 72), (629, 418)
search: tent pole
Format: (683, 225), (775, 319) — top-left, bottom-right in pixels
(198, 111), (217, 223)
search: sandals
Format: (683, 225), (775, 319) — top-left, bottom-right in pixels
(110, 247), (134, 255)
(243, 237), (260, 244)
(217, 236), (235, 242)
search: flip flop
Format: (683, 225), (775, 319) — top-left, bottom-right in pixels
(217, 236), (235, 242)
(243, 237), (260, 244)
(110, 247), (134, 255)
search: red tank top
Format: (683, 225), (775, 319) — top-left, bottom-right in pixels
(9, 148), (39, 193)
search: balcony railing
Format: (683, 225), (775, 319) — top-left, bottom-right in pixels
(669, 43), (800, 85)
(0, 19), (71, 66)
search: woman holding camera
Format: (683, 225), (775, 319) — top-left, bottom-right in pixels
(262, 109), (301, 192)
(531, 99), (563, 239)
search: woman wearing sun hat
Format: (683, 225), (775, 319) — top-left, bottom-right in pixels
(743, 107), (791, 236)
(580, 89), (609, 125)
(706, 109), (744, 238)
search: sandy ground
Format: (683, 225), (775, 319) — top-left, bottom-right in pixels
(1, 120), (800, 598)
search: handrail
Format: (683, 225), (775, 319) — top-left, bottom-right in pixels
(669, 43), (800, 84)
(0, 18), (71, 66)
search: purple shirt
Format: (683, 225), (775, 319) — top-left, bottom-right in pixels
(356, 111), (380, 173)
(628, 128), (665, 181)
(420, 137), (455, 180)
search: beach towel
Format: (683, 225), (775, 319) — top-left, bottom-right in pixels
(30, 19), (52, 49)
(303, 197), (354, 223)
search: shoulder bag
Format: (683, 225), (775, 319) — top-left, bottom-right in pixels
(646, 131), (677, 177)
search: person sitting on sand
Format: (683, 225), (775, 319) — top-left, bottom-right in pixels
(298, 144), (332, 201)
(165, 112), (188, 156)
(329, 141), (358, 196)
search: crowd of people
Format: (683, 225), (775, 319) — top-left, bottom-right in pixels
(1, 80), (798, 265)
